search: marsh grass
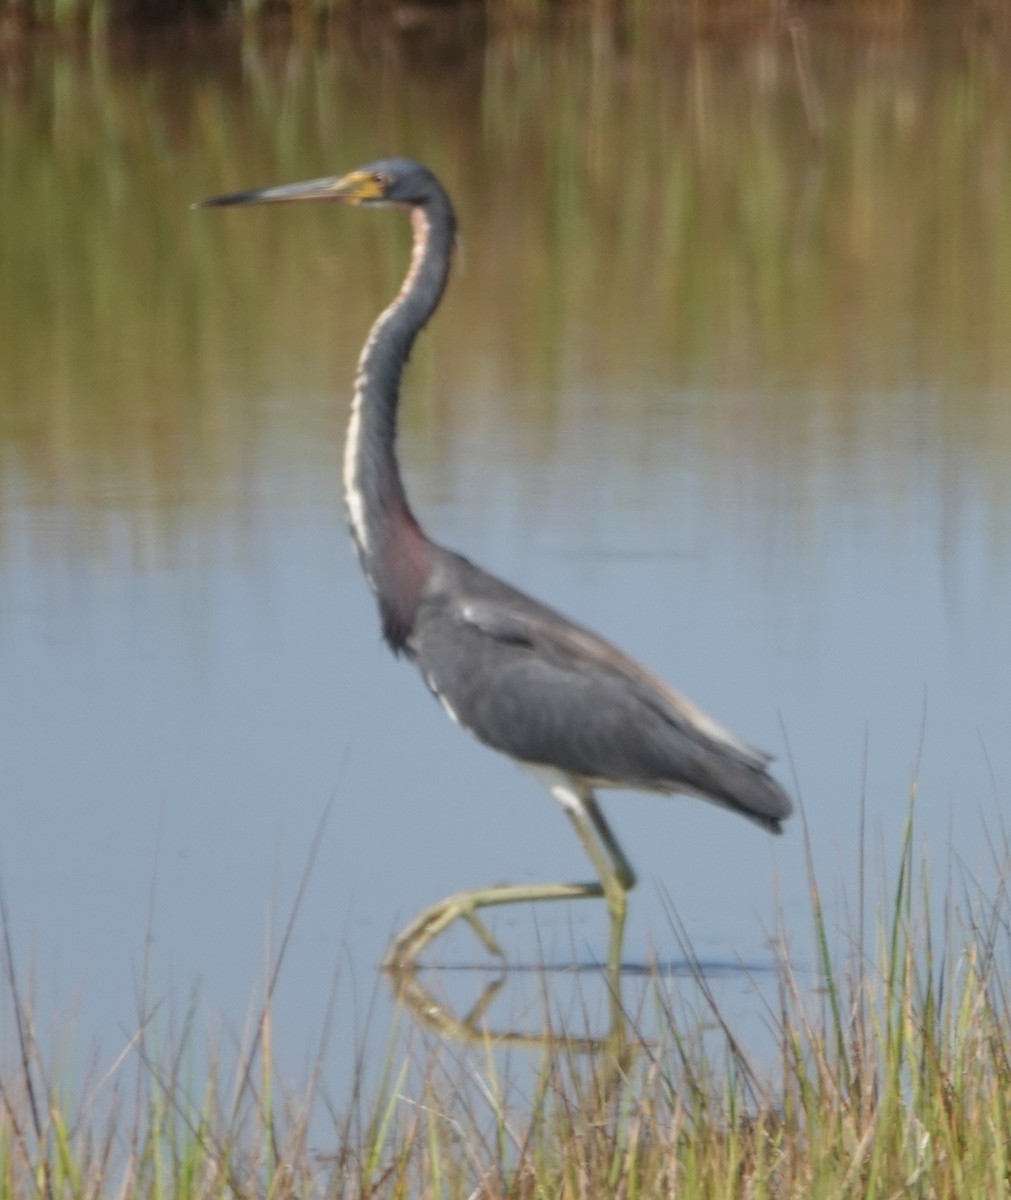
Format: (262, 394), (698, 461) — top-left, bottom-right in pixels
(3, 796), (1011, 1198)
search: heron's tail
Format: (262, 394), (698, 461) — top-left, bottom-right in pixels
(685, 757), (793, 835)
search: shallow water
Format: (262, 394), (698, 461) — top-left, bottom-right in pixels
(2, 17), (1010, 1105)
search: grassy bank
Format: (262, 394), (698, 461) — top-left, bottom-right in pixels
(3, 800), (1011, 1198)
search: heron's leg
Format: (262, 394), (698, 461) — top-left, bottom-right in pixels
(385, 878), (604, 968)
(559, 798), (631, 971)
(385, 777), (637, 970)
(580, 793), (637, 891)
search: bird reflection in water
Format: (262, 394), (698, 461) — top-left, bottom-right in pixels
(196, 159), (791, 978)
(386, 958), (633, 1086)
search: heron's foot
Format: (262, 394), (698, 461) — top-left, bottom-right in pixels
(384, 879), (607, 969)
(462, 908), (506, 958)
(384, 890), (505, 968)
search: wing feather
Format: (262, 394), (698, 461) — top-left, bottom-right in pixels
(408, 551), (791, 829)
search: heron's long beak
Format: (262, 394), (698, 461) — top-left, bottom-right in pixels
(193, 169), (385, 210)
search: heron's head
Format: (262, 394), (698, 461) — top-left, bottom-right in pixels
(194, 157), (441, 211)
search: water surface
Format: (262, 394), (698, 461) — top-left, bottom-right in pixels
(1, 17), (1010, 1099)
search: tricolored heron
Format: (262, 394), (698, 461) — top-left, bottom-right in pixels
(196, 158), (792, 968)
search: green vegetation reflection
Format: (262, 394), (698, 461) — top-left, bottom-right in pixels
(2, 28), (1011, 567)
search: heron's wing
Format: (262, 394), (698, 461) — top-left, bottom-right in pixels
(456, 598), (771, 769)
(410, 581), (791, 828)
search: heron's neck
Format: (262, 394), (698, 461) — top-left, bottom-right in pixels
(343, 198), (456, 649)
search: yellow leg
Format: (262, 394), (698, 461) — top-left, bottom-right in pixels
(562, 794), (632, 974)
(384, 783), (636, 970)
(384, 878), (603, 967)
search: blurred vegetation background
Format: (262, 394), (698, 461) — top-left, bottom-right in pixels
(2, 0), (1010, 37)
(3, 20), (1011, 563)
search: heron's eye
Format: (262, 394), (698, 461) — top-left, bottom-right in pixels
(372, 172), (392, 191)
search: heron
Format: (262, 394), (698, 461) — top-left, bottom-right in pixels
(196, 157), (792, 968)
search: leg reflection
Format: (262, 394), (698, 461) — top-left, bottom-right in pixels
(384, 908), (633, 1086)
